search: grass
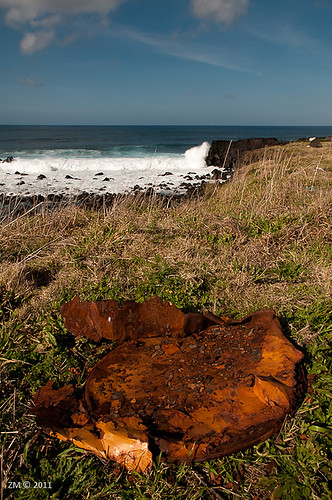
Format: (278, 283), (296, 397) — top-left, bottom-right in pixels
(0, 141), (331, 499)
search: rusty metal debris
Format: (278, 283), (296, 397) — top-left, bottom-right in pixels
(32, 296), (305, 472)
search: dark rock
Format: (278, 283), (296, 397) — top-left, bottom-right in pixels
(184, 175), (193, 180)
(211, 168), (222, 179)
(309, 138), (322, 148)
(37, 174), (47, 180)
(205, 137), (287, 172)
(47, 194), (63, 202)
(3, 156), (14, 163)
(65, 175), (80, 180)
(75, 192), (116, 210)
(160, 172), (173, 176)
(17, 180), (25, 185)
(211, 169), (228, 180)
(95, 172), (104, 176)
(195, 173), (211, 180)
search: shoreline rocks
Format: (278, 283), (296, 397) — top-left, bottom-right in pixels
(0, 182), (209, 219)
(1, 156), (14, 163)
(205, 137), (287, 171)
(0, 137), (288, 219)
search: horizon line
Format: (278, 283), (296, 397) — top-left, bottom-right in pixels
(1, 123), (332, 127)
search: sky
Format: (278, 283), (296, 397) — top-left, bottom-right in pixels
(0, 0), (331, 125)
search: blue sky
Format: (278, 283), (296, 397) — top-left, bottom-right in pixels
(0, 0), (331, 125)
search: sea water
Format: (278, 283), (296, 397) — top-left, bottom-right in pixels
(1, 125), (331, 196)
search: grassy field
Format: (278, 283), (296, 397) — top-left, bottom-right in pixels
(0, 141), (331, 499)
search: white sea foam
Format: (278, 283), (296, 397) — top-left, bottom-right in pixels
(0, 141), (222, 196)
(184, 141), (210, 168)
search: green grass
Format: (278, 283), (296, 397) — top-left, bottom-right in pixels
(1, 142), (331, 499)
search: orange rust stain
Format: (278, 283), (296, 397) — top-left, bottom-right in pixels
(32, 298), (306, 472)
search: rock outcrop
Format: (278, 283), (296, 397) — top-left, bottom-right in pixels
(309, 138), (323, 148)
(2, 156), (14, 163)
(205, 137), (287, 172)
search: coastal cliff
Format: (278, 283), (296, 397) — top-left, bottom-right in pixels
(205, 137), (287, 171)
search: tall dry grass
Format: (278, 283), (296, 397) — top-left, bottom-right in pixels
(0, 141), (330, 323)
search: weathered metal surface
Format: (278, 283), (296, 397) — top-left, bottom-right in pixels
(59, 295), (207, 342)
(32, 297), (305, 472)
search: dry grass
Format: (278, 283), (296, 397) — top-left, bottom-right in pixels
(2, 141), (330, 318)
(0, 141), (331, 499)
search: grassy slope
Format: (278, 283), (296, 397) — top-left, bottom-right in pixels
(0, 142), (331, 499)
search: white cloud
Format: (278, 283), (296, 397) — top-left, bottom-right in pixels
(0, 0), (127, 52)
(247, 23), (317, 49)
(20, 30), (55, 54)
(1, 0), (126, 24)
(191, 0), (249, 24)
(115, 25), (250, 72)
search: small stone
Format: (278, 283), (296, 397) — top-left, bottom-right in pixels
(211, 168), (222, 180)
(37, 174), (47, 180)
(309, 138), (322, 148)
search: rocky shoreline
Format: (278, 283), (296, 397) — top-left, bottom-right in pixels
(0, 183), (212, 220)
(0, 137), (287, 219)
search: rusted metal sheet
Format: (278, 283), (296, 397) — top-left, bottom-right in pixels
(32, 297), (305, 472)
(59, 295), (206, 342)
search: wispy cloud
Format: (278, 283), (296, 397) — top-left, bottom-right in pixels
(116, 25), (250, 72)
(19, 77), (44, 87)
(0, 0), (128, 53)
(20, 30), (55, 54)
(190, 0), (249, 24)
(247, 22), (317, 49)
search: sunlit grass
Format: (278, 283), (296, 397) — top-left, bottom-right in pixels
(1, 142), (331, 499)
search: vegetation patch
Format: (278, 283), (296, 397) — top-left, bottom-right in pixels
(1, 142), (331, 499)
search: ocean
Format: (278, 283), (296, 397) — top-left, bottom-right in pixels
(1, 125), (331, 196)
